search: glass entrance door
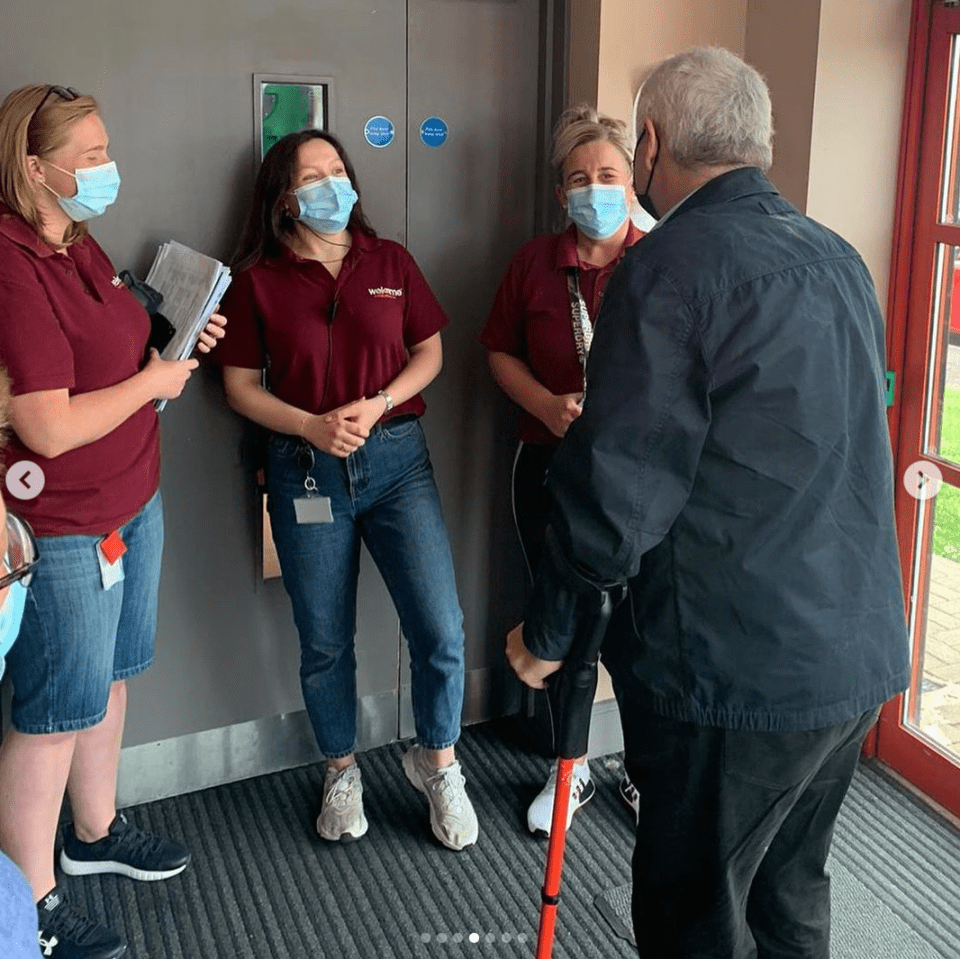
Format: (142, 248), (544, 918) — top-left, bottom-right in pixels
(879, 0), (960, 814)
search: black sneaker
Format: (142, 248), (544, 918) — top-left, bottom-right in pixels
(37, 885), (127, 958)
(60, 813), (191, 881)
(619, 773), (640, 824)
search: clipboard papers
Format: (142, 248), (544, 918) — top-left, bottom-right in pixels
(143, 241), (232, 411)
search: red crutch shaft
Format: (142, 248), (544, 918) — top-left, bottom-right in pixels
(535, 757), (575, 959)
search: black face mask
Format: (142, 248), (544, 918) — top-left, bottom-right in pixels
(635, 129), (660, 221)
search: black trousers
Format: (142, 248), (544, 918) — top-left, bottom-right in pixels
(511, 441), (556, 581)
(617, 697), (880, 959)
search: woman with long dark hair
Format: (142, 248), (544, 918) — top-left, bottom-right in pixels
(217, 130), (477, 851)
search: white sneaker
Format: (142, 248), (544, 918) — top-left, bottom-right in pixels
(527, 760), (595, 836)
(402, 745), (479, 851)
(619, 773), (640, 824)
(317, 763), (368, 842)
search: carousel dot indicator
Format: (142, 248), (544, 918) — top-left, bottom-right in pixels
(903, 459), (943, 501)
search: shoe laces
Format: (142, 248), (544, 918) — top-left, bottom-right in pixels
(424, 761), (467, 814)
(326, 767), (360, 810)
(545, 763), (589, 800)
(110, 818), (165, 859)
(41, 899), (101, 945)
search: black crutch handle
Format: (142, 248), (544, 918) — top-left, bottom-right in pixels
(544, 588), (616, 760)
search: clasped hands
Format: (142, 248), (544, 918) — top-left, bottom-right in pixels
(301, 395), (390, 459)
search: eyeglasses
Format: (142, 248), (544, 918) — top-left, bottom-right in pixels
(28, 85), (80, 138)
(0, 511), (39, 591)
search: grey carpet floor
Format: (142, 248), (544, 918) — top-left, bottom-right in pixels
(60, 724), (960, 958)
(594, 760), (960, 959)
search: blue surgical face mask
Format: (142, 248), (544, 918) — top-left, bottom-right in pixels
(0, 581), (27, 681)
(565, 184), (629, 240)
(292, 176), (358, 235)
(44, 160), (121, 221)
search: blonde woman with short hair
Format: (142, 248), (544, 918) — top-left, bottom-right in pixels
(481, 105), (644, 835)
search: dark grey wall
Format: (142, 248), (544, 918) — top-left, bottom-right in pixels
(1, 0), (541, 760)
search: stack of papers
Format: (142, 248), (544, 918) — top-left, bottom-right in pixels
(143, 241), (232, 411)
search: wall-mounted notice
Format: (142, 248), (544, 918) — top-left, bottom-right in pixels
(364, 116), (395, 148)
(254, 74), (333, 160)
(419, 116), (448, 147)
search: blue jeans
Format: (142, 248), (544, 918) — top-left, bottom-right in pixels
(8, 490), (163, 734)
(267, 417), (465, 758)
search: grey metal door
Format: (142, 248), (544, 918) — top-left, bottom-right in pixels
(403, 0), (542, 735)
(0, 0), (544, 803)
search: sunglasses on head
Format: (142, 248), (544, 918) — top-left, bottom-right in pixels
(28, 85), (80, 137)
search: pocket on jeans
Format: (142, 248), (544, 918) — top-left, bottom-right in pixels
(380, 416), (419, 441)
(269, 434), (301, 458)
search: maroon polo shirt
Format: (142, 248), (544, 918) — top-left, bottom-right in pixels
(216, 230), (448, 421)
(0, 207), (159, 536)
(481, 222), (644, 446)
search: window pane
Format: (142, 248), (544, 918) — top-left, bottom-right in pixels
(911, 525), (960, 765)
(940, 36), (960, 224)
(923, 244), (960, 463)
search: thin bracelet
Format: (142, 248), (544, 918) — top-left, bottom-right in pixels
(296, 412), (310, 437)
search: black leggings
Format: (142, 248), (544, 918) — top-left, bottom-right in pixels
(510, 442), (557, 580)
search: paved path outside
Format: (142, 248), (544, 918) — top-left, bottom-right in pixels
(920, 554), (960, 755)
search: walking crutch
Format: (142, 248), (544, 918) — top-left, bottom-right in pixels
(535, 586), (616, 959)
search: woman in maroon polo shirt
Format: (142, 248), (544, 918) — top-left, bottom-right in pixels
(482, 105), (643, 837)
(218, 130), (477, 852)
(0, 84), (225, 958)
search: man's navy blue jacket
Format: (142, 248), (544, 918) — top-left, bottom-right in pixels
(524, 167), (910, 732)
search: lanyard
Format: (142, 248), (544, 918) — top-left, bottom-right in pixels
(565, 267), (592, 394)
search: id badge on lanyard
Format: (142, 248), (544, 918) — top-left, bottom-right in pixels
(293, 445), (334, 524)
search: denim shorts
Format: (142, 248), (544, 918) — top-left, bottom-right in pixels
(6, 490), (164, 734)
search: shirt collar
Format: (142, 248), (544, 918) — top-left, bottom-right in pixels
(555, 220), (644, 271)
(647, 190), (699, 232)
(276, 226), (377, 267)
(0, 204), (58, 259)
(651, 167), (779, 230)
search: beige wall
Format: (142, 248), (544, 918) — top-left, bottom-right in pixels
(805, 0), (911, 309)
(745, 0), (821, 212)
(574, 0), (912, 314)
(595, 0), (749, 126)
(569, 0), (601, 107)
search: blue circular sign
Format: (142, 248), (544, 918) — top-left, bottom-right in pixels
(419, 117), (448, 148)
(364, 116), (395, 149)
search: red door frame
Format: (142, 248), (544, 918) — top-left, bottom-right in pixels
(876, 0), (960, 816)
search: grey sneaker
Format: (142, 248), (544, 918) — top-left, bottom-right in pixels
(317, 763), (368, 842)
(402, 745), (478, 851)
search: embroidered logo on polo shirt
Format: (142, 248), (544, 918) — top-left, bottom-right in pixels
(111, 275), (123, 287)
(368, 287), (403, 298)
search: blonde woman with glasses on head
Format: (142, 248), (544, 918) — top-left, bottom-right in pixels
(0, 84), (225, 959)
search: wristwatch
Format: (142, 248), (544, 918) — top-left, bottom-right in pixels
(377, 389), (394, 413)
